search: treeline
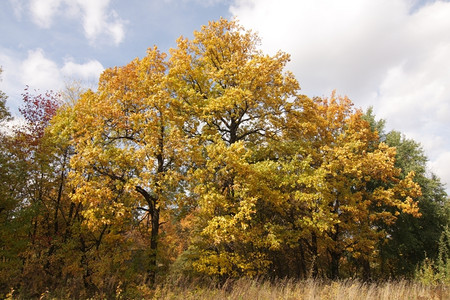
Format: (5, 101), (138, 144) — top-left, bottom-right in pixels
(0, 19), (449, 299)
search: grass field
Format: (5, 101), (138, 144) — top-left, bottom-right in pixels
(7, 277), (449, 299)
(145, 278), (449, 300)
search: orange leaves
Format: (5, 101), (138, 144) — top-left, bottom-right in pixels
(50, 18), (426, 281)
(64, 44), (190, 284)
(278, 91), (423, 276)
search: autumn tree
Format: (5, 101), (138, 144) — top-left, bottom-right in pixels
(0, 86), (74, 297)
(0, 84), (100, 298)
(2, 18), (449, 299)
(258, 93), (422, 279)
(168, 18), (300, 277)
(67, 47), (188, 287)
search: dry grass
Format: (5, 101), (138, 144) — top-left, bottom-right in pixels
(149, 278), (449, 300)
(8, 277), (448, 299)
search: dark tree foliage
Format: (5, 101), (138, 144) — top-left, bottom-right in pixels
(364, 109), (450, 278)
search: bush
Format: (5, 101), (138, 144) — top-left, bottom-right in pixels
(416, 226), (450, 285)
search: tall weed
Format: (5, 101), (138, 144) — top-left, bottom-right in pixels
(416, 226), (450, 285)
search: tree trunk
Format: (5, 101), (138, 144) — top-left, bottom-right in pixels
(135, 186), (160, 286)
(329, 222), (341, 279)
(310, 232), (319, 278)
(53, 150), (68, 235)
(362, 258), (371, 281)
(330, 251), (340, 279)
(298, 243), (307, 279)
(148, 205), (160, 286)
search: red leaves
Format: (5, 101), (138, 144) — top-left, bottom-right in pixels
(19, 86), (61, 142)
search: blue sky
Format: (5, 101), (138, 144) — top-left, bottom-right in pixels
(1, 0), (450, 192)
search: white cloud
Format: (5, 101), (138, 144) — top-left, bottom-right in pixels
(76, 0), (125, 45)
(29, 0), (61, 28)
(1, 48), (103, 112)
(376, 42), (450, 131)
(62, 59), (104, 81)
(27, 0), (126, 45)
(21, 49), (104, 90)
(230, 0), (415, 99)
(22, 48), (62, 90)
(230, 0), (450, 192)
(0, 49), (23, 112)
(430, 152), (450, 190)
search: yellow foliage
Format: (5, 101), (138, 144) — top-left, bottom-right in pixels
(49, 18), (423, 282)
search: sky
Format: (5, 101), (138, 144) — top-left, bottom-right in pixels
(1, 0), (450, 193)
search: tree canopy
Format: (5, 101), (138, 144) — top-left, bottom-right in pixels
(0, 19), (448, 299)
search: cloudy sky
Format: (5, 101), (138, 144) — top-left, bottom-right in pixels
(1, 0), (450, 192)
